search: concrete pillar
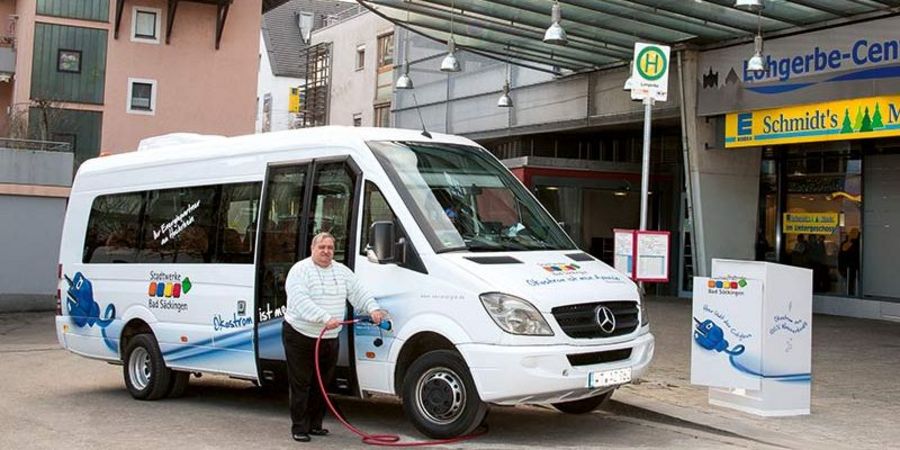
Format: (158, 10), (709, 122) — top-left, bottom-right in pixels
(681, 50), (762, 276)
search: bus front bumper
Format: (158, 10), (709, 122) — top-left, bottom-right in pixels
(459, 331), (654, 405)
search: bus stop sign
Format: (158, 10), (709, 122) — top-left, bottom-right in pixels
(631, 43), (671, 102)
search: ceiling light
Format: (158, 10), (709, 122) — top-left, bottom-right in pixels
(624, 60), (635, 91)
(735, 0), (764, 10)
(396, 62), (413, 89)
(543, 1), (567, 45)
(497, 79), (513, 108)
(442, 1), (462, 73)
(440, 39), (460, 72)
(747, 34), (765, 72)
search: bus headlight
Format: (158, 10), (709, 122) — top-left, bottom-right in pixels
(479, 292), (554, 336)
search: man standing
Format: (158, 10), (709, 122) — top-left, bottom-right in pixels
(282, 232), (386, 442)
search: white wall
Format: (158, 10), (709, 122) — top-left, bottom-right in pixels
(312, 12), (392, 126)
(256, 33), (305, 133)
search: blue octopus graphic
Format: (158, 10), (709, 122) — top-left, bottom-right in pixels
(65, 272), (117, 351)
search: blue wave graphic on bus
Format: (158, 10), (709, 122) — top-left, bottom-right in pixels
(65, 272), (117, 352)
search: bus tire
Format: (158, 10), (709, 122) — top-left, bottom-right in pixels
(123, 333), (172, 400)
(402, 350), (488, 439)
(551, 390), (613, 414)
(166, 371), (190, 398)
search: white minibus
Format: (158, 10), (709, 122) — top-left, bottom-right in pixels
(56, 127), (654, 438)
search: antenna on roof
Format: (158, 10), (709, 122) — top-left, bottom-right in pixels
(411, 92), (431, 139)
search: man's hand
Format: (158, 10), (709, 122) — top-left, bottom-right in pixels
(324, 318), (341, 330)
(370, 309), (387, 324)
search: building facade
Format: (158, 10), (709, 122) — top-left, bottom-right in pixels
(693, 16), (900, 319)
(310, 4), (900, 319)
(0, 0), (284, 312)
(256, 0), (355, 133)
(2, 0), (264, 167)
(308, 9), (394, 127)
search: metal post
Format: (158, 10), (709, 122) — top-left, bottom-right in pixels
(639, 96), (654, 231)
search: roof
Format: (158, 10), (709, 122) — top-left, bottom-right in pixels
(262, 0), (360, 77)
(358, 0), (900, 75)
(76, 126), (478, 178)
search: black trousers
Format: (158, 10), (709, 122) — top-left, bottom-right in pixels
(282, 321), (339, 434)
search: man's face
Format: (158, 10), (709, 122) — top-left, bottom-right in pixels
(311, 237), (335, 267)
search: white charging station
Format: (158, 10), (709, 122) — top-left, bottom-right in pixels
(691, 259), (812, 416)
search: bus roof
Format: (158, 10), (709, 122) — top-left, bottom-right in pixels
(77, 126), (478, 178)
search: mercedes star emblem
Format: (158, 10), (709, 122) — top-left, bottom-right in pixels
(595, 306), (617, 335)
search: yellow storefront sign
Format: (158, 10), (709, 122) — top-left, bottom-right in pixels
(288, 87), (300, 113)
(783, 212), (839, 235)
(725, 95), (900, 148)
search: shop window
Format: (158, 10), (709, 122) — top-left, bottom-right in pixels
(760, 146), (863, 296)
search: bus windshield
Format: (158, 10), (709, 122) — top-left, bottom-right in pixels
(368, 141), (576, 253)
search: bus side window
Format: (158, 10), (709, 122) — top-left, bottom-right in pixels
(360, 181), (395, 255)
(360, 181), (427, 274)
(218, 182), (261, 264)
(83, 193), (143, 263)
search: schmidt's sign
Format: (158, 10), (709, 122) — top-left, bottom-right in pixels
(725, 96), (900, 148)
(698, 16), (900, 116)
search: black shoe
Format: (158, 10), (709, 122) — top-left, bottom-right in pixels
(309, 428), (329, 436)
(291, 432), (311, 442)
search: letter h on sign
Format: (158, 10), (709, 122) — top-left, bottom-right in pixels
(737, 113), (753, 136)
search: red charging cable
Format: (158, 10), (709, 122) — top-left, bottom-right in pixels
(314, 319), (485, 447)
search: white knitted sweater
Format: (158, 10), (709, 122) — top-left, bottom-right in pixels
(284, 258), (380, 338)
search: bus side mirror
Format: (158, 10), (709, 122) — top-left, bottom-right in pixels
(367, 221), (395, 263)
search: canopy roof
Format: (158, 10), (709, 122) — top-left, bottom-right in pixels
(357, 0), (900, 74)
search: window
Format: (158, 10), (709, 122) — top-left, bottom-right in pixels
(218, 183), (262, 264)
(132, 7), (161, 44)
(352, 113), (362, 127)
(57, 49), (81, 73)
(127, 78), (157, 115)
(307, 162), (355, 264)
(82, 182), (262, 264)
(356, 45), (365, 70)
(141, 186), (218, 263)
(262, 93), (273, 132)
(374, 103), (390, 128)
(377, 33), (393, 68)
(360, 181), (396, 255)
(83, 193), (144, 263)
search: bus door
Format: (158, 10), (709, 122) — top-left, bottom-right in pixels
(254, 158), (362, 390)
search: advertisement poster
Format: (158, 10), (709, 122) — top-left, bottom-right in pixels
(691, 277), (763, 390)
(634, 231), (670, 282)
(783, 212), (839, 235)
(613, 229), (634, 278)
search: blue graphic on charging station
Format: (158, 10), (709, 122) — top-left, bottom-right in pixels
(65, 272), (117, 351)
(693, 318), (810, 382)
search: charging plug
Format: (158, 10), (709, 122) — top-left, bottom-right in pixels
(358, 316), (392, 331)
(693, 318), (729, 352)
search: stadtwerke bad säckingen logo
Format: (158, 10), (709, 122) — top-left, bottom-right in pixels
(148, 271), (191, 313)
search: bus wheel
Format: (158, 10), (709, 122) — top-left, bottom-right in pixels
(402, 350), (487, 439)
(123, 334), (172, 400)
(166, 371), (190, 398)
(551, 391), (613, 414)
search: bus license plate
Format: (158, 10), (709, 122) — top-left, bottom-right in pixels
(588, 368), (632, 388)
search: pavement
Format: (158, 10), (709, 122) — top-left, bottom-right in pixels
(620, 296), (900, 450)
(2, 298), (898, 449)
